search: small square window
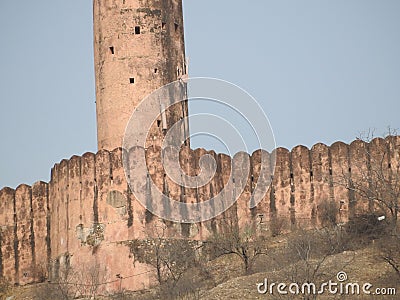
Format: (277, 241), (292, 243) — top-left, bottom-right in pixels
(129, 78), (135, 84)
(135, 26), (141, 34)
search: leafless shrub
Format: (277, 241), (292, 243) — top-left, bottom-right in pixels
(380, 233), (400, 279)
(274, 228), (355, 300)
(270, 216), (287, 237)
(32, 263), (106, 300)
(344, 213), (391, 246)
(206, 218), (267, 274)
(318, 200), (338, 228)
(128, 223), (201, 299)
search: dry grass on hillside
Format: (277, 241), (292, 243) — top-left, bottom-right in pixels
(3, 227), (400, 300)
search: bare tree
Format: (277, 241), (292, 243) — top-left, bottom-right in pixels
(318, 199), (339, 228)
(33, 263), (105, 300)
(275, 227), (355, 300)
(206, 218), (267, 274)
(380, 233), (400, 279)
(130, 224), (198, 287)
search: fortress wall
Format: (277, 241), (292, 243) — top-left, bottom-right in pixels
(0, 188), (16, 282)
(0, 183), (50, 285)
(81, 152), (96, 228)
(272, 148), (292, 227)
(145, 145), (167, 233)
(14, 184), (33, 285)
(250, 150), (273, 233)
(31, 182), (49, 281)
(310, 143), (333, 225)
(330, 142), (350, 223)
(46, 147), (152, 292)
(217, 153), (235, 235)
(233, 152), (252, 230)
(48, 165), (58, 278)
(67, 156), (82, 268)
(388, 136), (400, 168)
(369, 138), (390, 212)
(203, 150), (221, 236)
(95, 150), (112, 226)
(107, 147), (131, 242)
(291, 145), (313, 227)
(181, 147), (200, 238)
(58, 160), (69, 259)
(127, 146), (148, 239)
(1, 137), (400, 288)
(349, 140), (370, 214)
(195, 148), (213, 237)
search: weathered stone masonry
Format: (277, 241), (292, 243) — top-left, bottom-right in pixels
(2, 0), (400, 293)
(94, 0), (189, 151)
(1, 136), (399, 291)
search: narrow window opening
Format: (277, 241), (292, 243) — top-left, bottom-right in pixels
(258, 214), (265, 224)
(109, 46), (114, 55)
(174, 23), (179, 31)
(162, 22), (166, 30)
(348, 167), (352, 173)
(129, 77), (135, 84)
(388, 163), (392, 169)
(329, 168), (333, 176)
(135, 26), (141, 34)
(290, 173), (294, 179)
(154, 68), (158, 74)
(157, 120), (161, 127)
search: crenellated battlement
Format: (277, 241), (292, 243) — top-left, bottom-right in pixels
(1, 136), (399, 290)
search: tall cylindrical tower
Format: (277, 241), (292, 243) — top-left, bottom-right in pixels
(93, 0), (189, 150)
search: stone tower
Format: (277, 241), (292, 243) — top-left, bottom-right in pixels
(94, 0), (189, 151)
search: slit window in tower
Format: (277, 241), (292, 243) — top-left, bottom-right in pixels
(129, 77), (135, 84)
(162, 22), (166, 30)
(174, 23), (179, 31)
(109, 46), (114, 55)
(135, 26), (141, 34)
(154, 68), (158, 74)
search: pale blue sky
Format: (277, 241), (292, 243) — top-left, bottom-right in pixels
(0, 0), (399, 188)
